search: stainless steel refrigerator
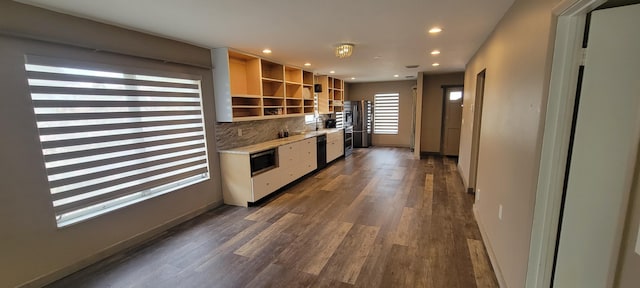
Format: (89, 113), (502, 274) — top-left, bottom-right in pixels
(350, 100), (372, 148)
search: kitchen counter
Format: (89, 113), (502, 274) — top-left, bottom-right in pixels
(218, 128), (343, 155)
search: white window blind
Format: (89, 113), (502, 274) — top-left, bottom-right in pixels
(25, 55), (210, 227)
(374, 93), (399, 134)
(336, 111), (344, 128)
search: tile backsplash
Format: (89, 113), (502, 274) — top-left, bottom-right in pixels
(214, 115), (332, 150)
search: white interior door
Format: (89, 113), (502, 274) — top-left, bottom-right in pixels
(553, 4), (640, 287)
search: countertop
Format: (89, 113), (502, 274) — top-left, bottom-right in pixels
(218, 128), (343, 155)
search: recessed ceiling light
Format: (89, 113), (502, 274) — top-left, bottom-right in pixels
(351, 77), (356, 80)
(429, 27), (443, 34)
(304, 63), (311, 67)
(374, 56), (382, 60)
(431, 50), (441, 55)
(262, 48), (272, 54)
(394, 74), (400, 78)
(330, 70), (336, 74)
(432, 63), (440, 67)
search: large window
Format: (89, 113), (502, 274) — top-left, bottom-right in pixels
(373, 93), (399, 134)
(25, 55), (209, 227)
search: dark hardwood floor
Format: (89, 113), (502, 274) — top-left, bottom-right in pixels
(47, 147), (498, 288)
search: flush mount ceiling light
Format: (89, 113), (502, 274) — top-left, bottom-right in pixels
(335, 43), (354, 58)
(432, 63), (440, 67)
(429, 27), (443, 34)
(304, 63), (311, 67)
(262, 48), (272, 54)
(329, 70), (336, 74)
(431, 50), (441, 55)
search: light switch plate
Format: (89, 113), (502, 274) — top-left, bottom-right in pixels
(635, 221), (640, 256)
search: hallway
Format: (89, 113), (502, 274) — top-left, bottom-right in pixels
(48, 148), (498, 288)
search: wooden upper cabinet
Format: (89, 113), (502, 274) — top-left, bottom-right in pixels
(212, 47), (315, 122)
(213, 48), (262, 122)
(316, 75), (345, 115)
(316, 75), (329, 114)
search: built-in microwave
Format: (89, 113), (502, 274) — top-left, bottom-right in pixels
(250, 149), (277, 176)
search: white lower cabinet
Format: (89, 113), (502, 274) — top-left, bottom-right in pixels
(327, 130), (344, 162)
(219, 137), (319, 207)
(279, 138), (317, 182)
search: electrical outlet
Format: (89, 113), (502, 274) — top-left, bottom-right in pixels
(498, 204), (503, 220)
(238, 128), (243, 136)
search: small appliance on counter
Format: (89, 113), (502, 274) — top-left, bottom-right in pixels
(325, 118), (337, 128)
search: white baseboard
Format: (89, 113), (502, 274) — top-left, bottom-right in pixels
(474, 204), (507, 288)
(20, 200), (223, 288)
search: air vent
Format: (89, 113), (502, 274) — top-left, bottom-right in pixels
(405, 65), (420, 69)
(405, 76), (415, 78)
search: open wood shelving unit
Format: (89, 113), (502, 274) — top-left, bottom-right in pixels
(213, 48), (317, 122)
(316, 75), (345, 114)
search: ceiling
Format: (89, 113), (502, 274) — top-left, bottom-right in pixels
(17, 0), (515, 83)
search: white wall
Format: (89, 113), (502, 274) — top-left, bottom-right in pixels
(0, 3), (223, 287)
(347, 80), (416, 147)
(457, 0), (561, 286)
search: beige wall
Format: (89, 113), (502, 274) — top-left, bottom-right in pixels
(616, 150), (640, 287)
(456, 0), (561, 286)
(419, 72), (465, 153)
(347, 80), (416, 147)
(0, 3), (222, 287)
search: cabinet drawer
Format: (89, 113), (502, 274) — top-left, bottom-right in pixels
(251, 168), (284, 201)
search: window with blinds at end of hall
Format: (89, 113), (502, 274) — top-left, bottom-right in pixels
(24, 55), (210, 228)
(374, 93), (399, 135)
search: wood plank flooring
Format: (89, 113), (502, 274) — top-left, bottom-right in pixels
(46, 147), (498, 288)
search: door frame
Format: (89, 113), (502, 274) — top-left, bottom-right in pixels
(525, 0), (606, 287)
(469, 70), (486, 194)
